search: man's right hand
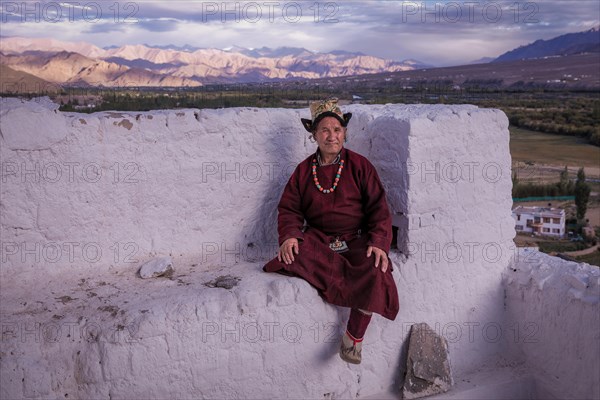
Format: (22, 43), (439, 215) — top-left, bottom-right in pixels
(278, 238), (299, 265)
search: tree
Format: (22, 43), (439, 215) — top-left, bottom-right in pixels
(574, 167), (591, 221)
(558, 166), (569, 195)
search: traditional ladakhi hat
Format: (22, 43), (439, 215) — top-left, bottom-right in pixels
(301, 98), (352, 132)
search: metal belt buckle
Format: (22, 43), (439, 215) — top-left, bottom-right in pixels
(329, 236), (349, 253)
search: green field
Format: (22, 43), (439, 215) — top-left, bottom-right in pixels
(510, 126), (600, 170)
(576, 250), (600, 267)
(509, 122), (599, 267)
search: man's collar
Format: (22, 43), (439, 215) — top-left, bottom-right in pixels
(316, 148), (343, 166)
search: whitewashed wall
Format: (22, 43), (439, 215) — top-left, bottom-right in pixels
(1, 97), (567, 399)
(343, 103), (517, 381)
(504, 249), (600, 400)
(0, 98), (512, 273)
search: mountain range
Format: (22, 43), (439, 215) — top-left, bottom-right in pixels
(0, 37), (423, 87)
(493, 27), (599, 62)
(0, 27), (597, 88)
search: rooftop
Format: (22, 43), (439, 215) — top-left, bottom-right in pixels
(0, 97), (597, 400)
(512, 205), (565, 218)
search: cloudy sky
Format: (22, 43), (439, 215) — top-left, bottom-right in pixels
(1, 0), (599, 65)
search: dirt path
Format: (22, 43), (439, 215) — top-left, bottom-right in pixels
(564, 244), (599, 257)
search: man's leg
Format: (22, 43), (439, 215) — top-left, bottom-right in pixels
(347, 308), (372, 339)
(340, 308), (372, 364)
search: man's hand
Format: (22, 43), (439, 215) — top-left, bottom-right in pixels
(278, 238), (299, 265)
(367, 245), (389, 273)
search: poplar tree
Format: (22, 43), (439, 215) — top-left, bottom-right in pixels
(574, 167), (591, 221)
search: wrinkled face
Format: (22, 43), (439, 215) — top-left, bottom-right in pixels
(313, 116), (346, 157)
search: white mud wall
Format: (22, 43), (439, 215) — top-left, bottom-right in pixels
(504, 249), (600, 400)
(1, 97), (518, 398)
(343, 103), (517, 383)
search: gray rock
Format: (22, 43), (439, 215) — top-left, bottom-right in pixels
(204, 275), (241, 290)
(402, 323), (453, 399)
(138, 257), (174, 279)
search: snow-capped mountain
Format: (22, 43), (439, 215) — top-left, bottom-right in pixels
(0, 37), (421, 87)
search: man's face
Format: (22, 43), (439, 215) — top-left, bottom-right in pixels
(313, 116), (346, 158)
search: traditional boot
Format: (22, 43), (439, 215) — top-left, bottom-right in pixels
(339, 330), (363, 364)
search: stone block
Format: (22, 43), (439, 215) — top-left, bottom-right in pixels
(402, 322), (453, 399)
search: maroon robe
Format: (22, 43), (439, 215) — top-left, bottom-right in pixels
(263, 147), (399, 320)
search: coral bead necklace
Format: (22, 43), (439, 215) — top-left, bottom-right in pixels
(312, 157), (345, 194)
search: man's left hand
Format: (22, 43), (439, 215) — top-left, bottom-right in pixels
(367, 246), (389, 273)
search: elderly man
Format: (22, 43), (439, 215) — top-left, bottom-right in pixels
(263, 98), (399, 364)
